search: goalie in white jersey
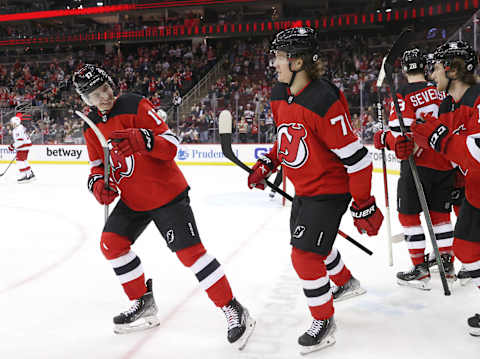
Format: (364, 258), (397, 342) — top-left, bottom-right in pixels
(8, 116), (35, 183)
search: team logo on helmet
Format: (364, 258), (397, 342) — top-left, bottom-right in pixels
(73, 64), (115, 98)
(277, 123), (309, 168)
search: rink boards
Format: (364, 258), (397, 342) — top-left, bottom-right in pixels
(0, 144), (401, 174)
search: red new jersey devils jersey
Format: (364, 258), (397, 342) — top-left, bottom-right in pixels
(437, 84), (480, 208)
(84, 93), (188, 211)
(387, 81), (452, 171)
(268, 80), (372, 202)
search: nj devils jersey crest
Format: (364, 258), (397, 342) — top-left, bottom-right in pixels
(109, 144), (134, 184)
(277, 123), (309, 168)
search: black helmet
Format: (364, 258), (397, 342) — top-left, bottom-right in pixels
(73, 64), (114, 99)
(270, 27), (319, 62)
(433, 40), (478, 73)
(425, 52), (436, 74)
(401, 48), (426, 73)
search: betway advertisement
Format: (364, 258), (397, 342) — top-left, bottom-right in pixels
(0, 145), (88, 163)
(0, 144), (400, 173)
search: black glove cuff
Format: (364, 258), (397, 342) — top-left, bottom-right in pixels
(87, 174), (103, 192)
(139, 128), (154, 152)
(259, 154), (275, 171)
(380, 131), (387, 146)
(428, 124), (449, 152)
(350, 202), (377, 219)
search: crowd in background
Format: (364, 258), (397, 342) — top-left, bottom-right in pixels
(0, 27), (453, 146)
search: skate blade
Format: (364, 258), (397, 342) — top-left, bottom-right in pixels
(236, 316), (256, 351)
(397, 279), (431, 291)
(114, 315), (160, 334)
(469, 327), (480, 337)
(460, 277), (471, 286)
(299, 326), (336, 355)
(334, 287), (367, 302)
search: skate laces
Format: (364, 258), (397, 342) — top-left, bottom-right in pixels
(222, 305), (240, 330)
(123, 299), (142, 316)
(306, 319), (325, 337)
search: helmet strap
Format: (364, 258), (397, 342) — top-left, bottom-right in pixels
(445, 64), (457, 93)
(445, 78), (452, 93)
(287, 59), (303, 87)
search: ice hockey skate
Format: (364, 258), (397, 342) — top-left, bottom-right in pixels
(425, 253), (456, 283)
(468, 314), (480, 337)
(27, 171), (36, 182)
(396, 261), (431, 290)
(332, 276), (366, 302)
(221, 298), (256, 350)
(17, 171), (35, 184)
(457, 264), (471, 286)
(113, 278), (160, 334)
(298, 316), (336, 355)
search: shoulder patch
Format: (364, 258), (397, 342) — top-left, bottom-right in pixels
(460, 84), (480, 107)
(438, 96), (453, 115)
(398, 81), (429, 97)
(271, 83), (288, 101)
(82, 110), (101, 133)
(110, 93), (143, 117)
(295, 79), (338, 117)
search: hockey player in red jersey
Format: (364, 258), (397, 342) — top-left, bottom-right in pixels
(8, 116), (35, 183)
(248, 27), (383, 354)
(410, 40), (480, 336)
(72, 64), (255, 348)
(373, 49), (457, 289)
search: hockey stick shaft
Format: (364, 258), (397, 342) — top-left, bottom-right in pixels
(337, 230), (373, 255)
(220, 134), (293, 200)
(219, 132), (372, 255)
(0, 155), (15, 176)
(377, 97), (393, 266)
(75, 111), (111, 223)
(383, 63), (450, 293)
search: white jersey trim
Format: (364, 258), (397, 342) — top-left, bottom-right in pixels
(346, 153), (372, 174)
(466, 132), (480, 166)
(159, 129), (180, 148)
(330, 139), (363, 159)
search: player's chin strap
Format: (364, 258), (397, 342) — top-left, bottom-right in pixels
(444, 63), (456, 93)
(288, 62), (300, 87)
(445, 76), (453, 93)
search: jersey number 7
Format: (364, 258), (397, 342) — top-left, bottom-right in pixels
(330, 113), (353, 136)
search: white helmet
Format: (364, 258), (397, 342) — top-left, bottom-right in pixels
(157, 109), (167, 122)
(10, 116), (21, 127)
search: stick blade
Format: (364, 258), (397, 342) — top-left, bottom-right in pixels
(377, 57), (387, 87)
(384, 28), (413, 66)
(218, 110), (233, 134)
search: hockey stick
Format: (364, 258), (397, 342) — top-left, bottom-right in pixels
(218, 110), (373, 256)
(75, 110), (111, 223)
(382, 29), (450, 295)
(376, 58), (394, 266)
(0, 155), (15, 177)
(391, 233), (404, 243)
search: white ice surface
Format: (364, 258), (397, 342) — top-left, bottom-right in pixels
(0, 164), (478, 359)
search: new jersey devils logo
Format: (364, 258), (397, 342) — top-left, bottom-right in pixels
(109, 142), (134, 184)
(277, 123), (309, 168)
